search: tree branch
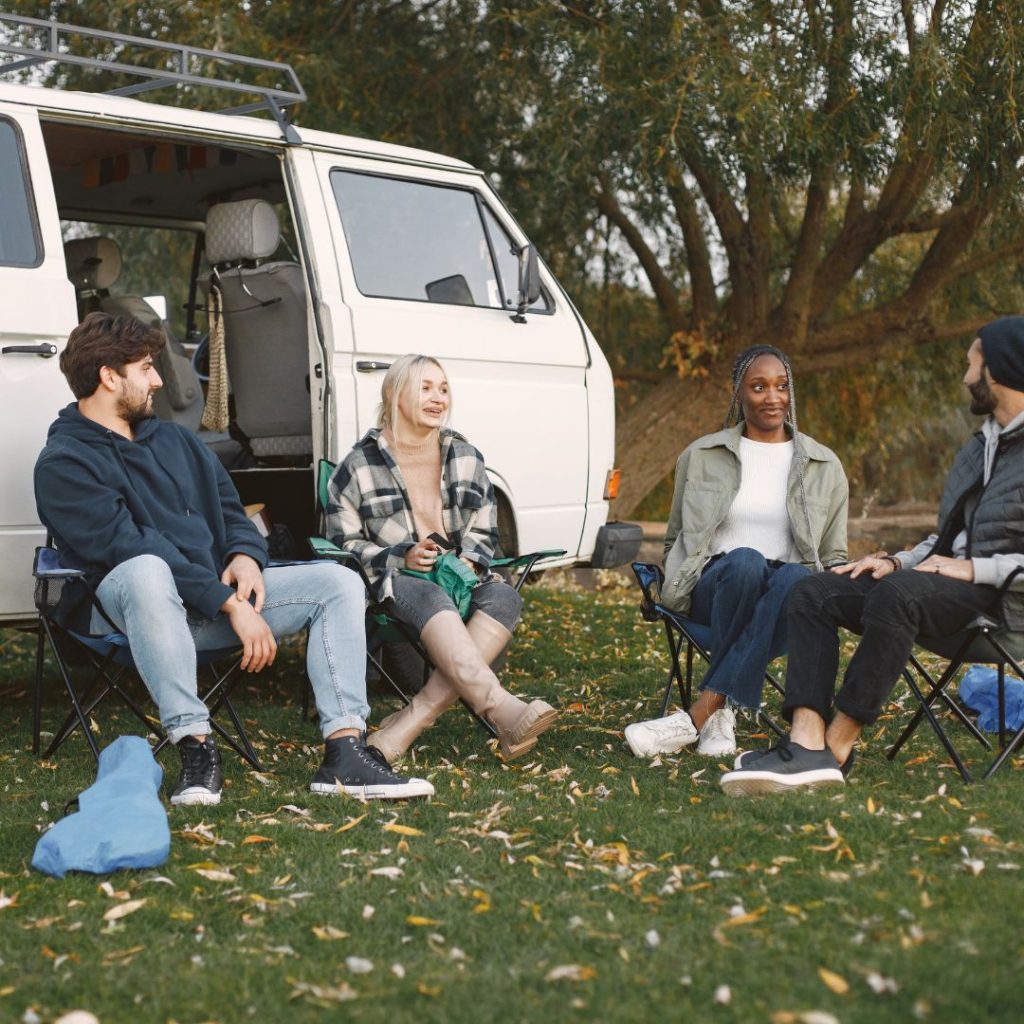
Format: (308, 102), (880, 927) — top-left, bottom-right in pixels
(595, 183), (685, 331)
(664, 163), (718, 326)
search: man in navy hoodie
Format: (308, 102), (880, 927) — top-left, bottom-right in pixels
(35, 312), (432, 805)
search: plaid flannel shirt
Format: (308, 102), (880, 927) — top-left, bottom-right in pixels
(327, 426), (499, 599)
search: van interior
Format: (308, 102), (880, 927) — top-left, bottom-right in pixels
(42, 119), (316, 556)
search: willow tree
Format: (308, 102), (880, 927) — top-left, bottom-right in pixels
(11, 1), (1024, 513)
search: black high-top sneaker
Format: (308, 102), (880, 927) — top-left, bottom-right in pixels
(310, 735), (433, 800)
(171, 735), (223, 806)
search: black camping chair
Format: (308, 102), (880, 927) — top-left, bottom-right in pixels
(631, 562), (786, 739)
(32, 543), (262, 769)
(886, 617), (1024, 782)
(307, 458), (565, 736)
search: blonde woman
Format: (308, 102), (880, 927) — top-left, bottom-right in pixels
(327, 354), (557, 763)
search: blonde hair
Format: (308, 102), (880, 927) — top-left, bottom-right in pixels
(377, 354), (451, 439)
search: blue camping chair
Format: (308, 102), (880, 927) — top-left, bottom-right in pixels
(631, 562), (786, 738)
(32, 544), (262, 768)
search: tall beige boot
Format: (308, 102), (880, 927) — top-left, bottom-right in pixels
(418, 610), (558, 761)
(370, 611), (513, 765)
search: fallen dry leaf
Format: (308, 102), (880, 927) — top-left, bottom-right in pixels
(545, 964), (597, 982)
(312, 925), (350, 941)
(241, 835), (274, 845)
(406, 915), (440, 927)
(384, 823), (424, 837)
(817, 967), (850, 994)
(193, 868), (236, 882)
(335, 814), (368, 834)
(102, 899), (147, 922)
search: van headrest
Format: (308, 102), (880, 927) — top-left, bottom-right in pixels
(205, 199), (280, 265)
(64, 236), (122, 292)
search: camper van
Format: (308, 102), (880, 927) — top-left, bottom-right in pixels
(0, 15), (639, 625)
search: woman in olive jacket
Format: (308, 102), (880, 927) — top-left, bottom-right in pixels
(625, 345), (848, 760)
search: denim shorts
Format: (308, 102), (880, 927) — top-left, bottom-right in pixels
(386, 572), (523, 635)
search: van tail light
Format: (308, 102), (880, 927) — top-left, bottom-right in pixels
(604, 469), (621, 500)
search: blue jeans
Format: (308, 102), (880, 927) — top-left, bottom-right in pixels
(93, 555), (369, 743)
(688, 547), (811, 708)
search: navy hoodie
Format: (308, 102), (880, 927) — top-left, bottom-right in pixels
(34, 404), (268, 632)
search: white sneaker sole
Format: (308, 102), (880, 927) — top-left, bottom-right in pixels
(719, 767), (844, 797)
(309, 779), (434, 800)
(170, 788), (222, 806)
(696, 740), (738, 757)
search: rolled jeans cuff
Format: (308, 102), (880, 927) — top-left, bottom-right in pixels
(168, 720), (212, 745)
(321, 714), (367, 739)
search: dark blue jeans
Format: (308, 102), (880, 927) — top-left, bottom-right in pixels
(689, 547), (811, 708)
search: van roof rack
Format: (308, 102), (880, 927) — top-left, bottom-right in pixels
(0, 13), (306, 141)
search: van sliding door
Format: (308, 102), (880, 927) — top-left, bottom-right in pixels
(0, 105), (78, 622)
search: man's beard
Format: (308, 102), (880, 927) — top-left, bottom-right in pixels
(117, 382), (155, 426)
(968, 376), (997, 416)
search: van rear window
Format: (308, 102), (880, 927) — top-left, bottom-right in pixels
(0, 119), (41, 267)
(331, 171), (509, 309)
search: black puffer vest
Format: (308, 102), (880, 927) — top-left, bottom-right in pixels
(933, 421), (1024, 628)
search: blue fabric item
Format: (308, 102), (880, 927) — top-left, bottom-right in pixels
(959, 665), (1024, 732)
(31, 736), (170, 878)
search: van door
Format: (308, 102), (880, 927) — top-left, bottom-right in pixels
(0, 103), (78, 622)
(310, 155), (590, 559)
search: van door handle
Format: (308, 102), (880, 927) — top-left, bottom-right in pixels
(2, 343), (58, 358)
(356, 360), (391, 372)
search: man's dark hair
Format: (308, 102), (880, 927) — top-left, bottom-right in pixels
(59, 312), (166, 400)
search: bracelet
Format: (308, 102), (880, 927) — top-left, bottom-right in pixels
(883, 555), (901, 571)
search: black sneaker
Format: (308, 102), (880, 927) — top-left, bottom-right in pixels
(171, 735), (223, 806)
(734, 745), (857, 777)
(310, 736), (434, 800)
(720, 738), (844, 796)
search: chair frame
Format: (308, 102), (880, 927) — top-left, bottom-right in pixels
(886, 618), (1024, 783)
(33, 544), (262, 769)
(308, 460), (565, 738)
(631, 561), (787, 739)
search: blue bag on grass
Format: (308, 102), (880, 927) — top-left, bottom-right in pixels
(959, 665), (1024, 733)
(31, 735), (170, 878)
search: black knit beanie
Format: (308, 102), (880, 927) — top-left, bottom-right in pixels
(978, 317), (1024, 392)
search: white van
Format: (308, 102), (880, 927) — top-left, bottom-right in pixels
(0, 15), (640, 624)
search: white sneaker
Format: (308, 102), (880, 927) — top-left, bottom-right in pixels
(624, 710), (698, 757)
(696, 707), (737, 757)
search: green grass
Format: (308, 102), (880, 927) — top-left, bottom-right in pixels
(1, 586), (1022, 1024)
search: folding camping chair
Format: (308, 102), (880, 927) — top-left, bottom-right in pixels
(32, 544), (262, 769)
(886, 617), (1024, 782)
(631, 561), (786, 738)
(307, 458), (565, 735)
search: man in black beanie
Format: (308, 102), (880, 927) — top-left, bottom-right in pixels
(721, 319), (1024, 795)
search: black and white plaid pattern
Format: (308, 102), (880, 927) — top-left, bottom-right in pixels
(327, 427), (499, 599)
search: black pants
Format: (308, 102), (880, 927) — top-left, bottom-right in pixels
(782, 569), (1000, 725)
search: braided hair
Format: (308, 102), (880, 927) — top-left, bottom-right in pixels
(724, 344), (823, 571)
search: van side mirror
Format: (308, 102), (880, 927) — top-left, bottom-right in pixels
(512, 244), (540, 323)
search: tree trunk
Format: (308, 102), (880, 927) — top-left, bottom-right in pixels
(611, 368), (733, 519)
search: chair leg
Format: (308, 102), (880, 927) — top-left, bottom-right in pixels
(901, 667), (973, 783)
(33, 624), (45, 755)
(38, 618), (101, 761)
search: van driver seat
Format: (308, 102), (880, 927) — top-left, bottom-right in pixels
(200, 199), (313, 462)
(63, 236), (243, 467)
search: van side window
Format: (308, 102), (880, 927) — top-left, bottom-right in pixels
(331, 171), (504, 309)
(0, 119), (41, 267)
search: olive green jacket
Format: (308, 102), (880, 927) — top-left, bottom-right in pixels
(662, 424), (849, 614)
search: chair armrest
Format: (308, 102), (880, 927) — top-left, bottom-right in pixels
(307, 536), (373, 593)
(34, 546), (85, 580)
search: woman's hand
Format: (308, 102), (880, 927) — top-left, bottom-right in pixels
(831, 554), (897, 579)
(405, 538), (442, 572)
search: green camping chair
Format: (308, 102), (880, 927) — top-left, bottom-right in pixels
(307, 458), (565, 736)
